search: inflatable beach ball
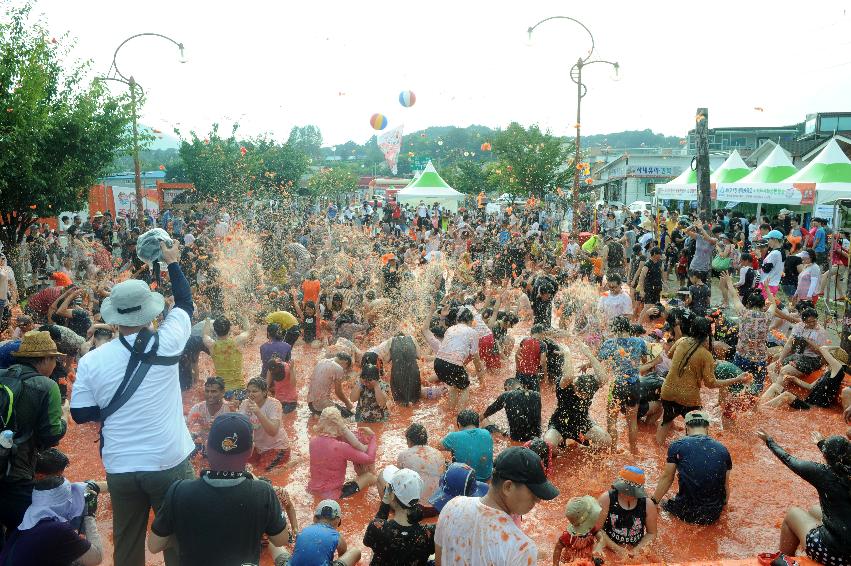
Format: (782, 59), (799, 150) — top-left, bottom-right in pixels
(399, 90), (416, 107)
(370, 113), (388, 130)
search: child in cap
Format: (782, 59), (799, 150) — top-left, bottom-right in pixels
(553, 495), (604, 564)
(284, 500), (360, 566)
(363, 466), (435, 564)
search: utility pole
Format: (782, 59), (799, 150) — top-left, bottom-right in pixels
(695, 108), (711, 220)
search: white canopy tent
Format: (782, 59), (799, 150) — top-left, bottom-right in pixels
(395, 161), (465, 212)
(786, 138), (851, 204)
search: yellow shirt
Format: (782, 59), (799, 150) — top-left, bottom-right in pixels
(211, 338), (245, 392)
(266, 311), (298, 331)
(660, 337), (716, 407)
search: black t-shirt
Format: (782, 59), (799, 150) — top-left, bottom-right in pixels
(667, 435), (731, 515)
(644, 259), (663, 290)
(688, 283), (710, 316)
(0, 519), (90, 566)
(528, 293), (552, 326)
(482, 389), (542, 442)
(781, 255), (803, 286)
(151, 476), (286, 566)
(363, 502), (435, 566)
(806, 365), (849, 407)
(551, 373), (599, 428)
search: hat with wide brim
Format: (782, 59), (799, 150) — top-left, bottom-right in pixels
(12, 331), (65, 358)
(612, 465), (647, 498)
(100, 279), (165, 327)
(565, 495), (603, 536)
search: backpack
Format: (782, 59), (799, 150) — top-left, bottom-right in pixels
(0, 366), (35, 480)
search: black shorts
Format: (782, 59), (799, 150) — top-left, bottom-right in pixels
(434, 358), (470, 390)
(548, 414), (595, 444)
(284, 325), (301, 347)
(644, 287), (662, 305)
(612, 379), (640, 411)
(805, 526), (851, 565)
(661, 399), (701, 425)
(662, 496), (722, 525)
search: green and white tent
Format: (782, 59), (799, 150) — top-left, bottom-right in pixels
(655, 162), (713, 201)
(786, 138), (851, 204)
(396, 161), (465, 212)
(735, 145), (797, 183)
(716, 145), (800, 204)
(710, 150), (751, 184)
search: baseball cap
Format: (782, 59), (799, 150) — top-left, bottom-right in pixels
(314, 499), (341, 520)
(684, 410), (711, 426)
(492, 446), (559, 500)
(381, 465), (425, 507)
(565, 495), (602, 536)
(766, 230), (784, 241)
(612, 465), (647, 498)
(205, 413), (253, 473)
(50, 272), (72, 287)
(429, 463), (489, 511)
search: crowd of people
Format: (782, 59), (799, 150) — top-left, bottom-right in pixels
(0, 195), (850, 566)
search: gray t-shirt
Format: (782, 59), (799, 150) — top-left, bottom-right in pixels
(690, 234), (714, 272)
(623, 230), (636, 259)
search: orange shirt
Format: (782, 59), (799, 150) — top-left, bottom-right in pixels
(590, 257), (603, 276)
(302, 279), (320, 304)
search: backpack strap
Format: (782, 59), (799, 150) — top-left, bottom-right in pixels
(98, 328), (178, 454)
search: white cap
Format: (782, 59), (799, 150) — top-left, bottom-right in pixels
(382, 465), (424, 507)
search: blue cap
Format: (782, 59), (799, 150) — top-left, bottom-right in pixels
(429, 463), (488, 511)
(766, 230), (784, 240)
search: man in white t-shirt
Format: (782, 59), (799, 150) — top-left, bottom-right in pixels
(597, 274), (633, 326)
(435, 446), (558, 566)
(759, 231), (785, 296)
(70, 241), (194, 566)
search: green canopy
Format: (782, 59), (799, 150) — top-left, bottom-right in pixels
(710, 150), (751, 184)
(737, 144), (797, 183)
(786, 138), (851, 183)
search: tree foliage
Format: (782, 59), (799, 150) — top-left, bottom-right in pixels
(174, 124), (311, 203)
(441, 160), (496, 195)
(306, 166), (359, 201)
(490, 122), (573, 199)
(0, 3), (131, 252)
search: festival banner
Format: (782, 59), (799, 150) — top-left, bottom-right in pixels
(715, 183), (815, 205)
(655, 184), (697, 201)
(377, 125), (404, 175)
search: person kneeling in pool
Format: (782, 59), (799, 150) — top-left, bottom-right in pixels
(280, 500), (361, 566)
(544, 340), (612, 452)
(594, 466), (658, 561)
(761, 346), (850, 410)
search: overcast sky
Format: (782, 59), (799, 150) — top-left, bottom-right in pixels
(32, 0), (851, 146)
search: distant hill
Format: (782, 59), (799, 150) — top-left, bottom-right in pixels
(582, 129), (682, 149)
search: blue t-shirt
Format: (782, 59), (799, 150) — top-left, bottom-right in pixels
(598, 337), (647, 384)
(498, 230), (510, 246)
(813, 227), (827, 252)
(289, 523), (340, 566)
(441, 428), (494, 481)
(327, 206), (338, 220)
(667, 435), (731, 513)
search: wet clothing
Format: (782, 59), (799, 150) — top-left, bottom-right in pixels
(290, 523), (340, 566)
(211, 337), (244, 393)
(661, 337), (716, 408)
(603, 489), (648, 547)
(766, 439), (851, 557)
(548, 373), (599, 442)
(363, 502), (435, 566)
(643, 259), (664, 303)
(482, 388), (542, 442)
(662, 434), (732, 524)
(389, 335), (420, 404)
(150, 475), (286, 566)
(441, 428), (493, 481)
(0, 518), (91, 566)
(800, 365), (851, 409)
(687, 283), (710, 316)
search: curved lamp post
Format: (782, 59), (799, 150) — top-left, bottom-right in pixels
(527, 17), (619, 214)
(96, 33), (185, 226)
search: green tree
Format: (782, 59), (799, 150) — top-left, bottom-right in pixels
(175, 125), (310, 203)
(287, 125), (323, 161)
(307, 166), (359, 202)
(441, 160), (495, 195)
(0, 3), (131, 256)
(491, 122), (573, 199)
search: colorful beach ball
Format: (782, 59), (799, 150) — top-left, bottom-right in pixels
(370, 113), (388, 130)
(399, 90), (416, 107)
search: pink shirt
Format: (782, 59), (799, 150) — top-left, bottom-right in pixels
(437, 324), (480, 366)
(307, 359), (345, 408)
(186, 401), (231, 444)
(307, 434), (377, 499)
(270, 362), (297, 404)
(239, 397), (289, 452)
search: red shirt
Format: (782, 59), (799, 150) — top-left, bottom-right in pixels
(516, 337), (542, 374)
(558, 528), (598, 562)
(26, 286), (64, 316)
